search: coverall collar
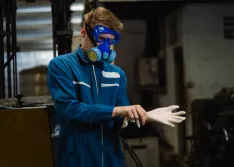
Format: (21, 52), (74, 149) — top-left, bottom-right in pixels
(76, 45), (105, 70)
(76, 45), (90, 64)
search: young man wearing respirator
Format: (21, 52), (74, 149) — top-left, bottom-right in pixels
(47, 7), (186, 167)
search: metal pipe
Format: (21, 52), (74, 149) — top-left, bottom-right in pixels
(0, 5), (5, 98)
(51, 0), (56, 57)
(6, 3), (12, 98)
(12, 0), (18, 97)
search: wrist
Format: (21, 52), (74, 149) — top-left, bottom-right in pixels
(146, 112), (149, 122)
(146, 112), (153, 123)
(112, 107), (121, 118)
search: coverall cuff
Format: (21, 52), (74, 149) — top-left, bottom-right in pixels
(95, 104), (114, 121)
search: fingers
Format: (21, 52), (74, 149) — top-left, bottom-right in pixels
(172, 115), (186, 121)
(168, 114), (186, 125)
(127, 112), (135, 119)
(167, 105), (179, 111)
(131, 107), (139, 120)
(126, 118), (141, 128)
(136, 120), (141, 128)
(168, 118), (184, 123)
(127, 108), (135, 119)
(172, 111), (186, 116)
(163, 121), (175, 127)
(125, 117), (130, 122)
(125, 105), (147, 127)
(127, 107), (140, 123)
(135, 105), (147, 126)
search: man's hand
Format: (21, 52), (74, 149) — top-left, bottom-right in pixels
(112, 105), (147, 126)
(147, 105), (186, 127)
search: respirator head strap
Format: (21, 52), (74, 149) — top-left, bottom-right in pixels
(84, 22), (97, 47)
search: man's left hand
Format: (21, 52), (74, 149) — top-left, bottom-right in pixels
(147, 105), (186, 127)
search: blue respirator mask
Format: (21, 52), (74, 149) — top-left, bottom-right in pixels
(85, 23), (120, 63)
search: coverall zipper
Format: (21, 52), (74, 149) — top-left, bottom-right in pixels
(92, 65), (104, 167)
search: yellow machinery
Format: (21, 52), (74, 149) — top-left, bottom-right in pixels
(0, 97), (55, 167)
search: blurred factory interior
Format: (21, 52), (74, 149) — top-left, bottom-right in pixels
(1, 0), (234, 167)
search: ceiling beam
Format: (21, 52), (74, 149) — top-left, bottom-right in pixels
(102, 1), (186, 19)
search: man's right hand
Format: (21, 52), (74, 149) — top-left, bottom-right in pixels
(112, 105), (147, 126)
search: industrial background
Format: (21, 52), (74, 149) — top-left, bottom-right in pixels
(0, 0), (234, 167)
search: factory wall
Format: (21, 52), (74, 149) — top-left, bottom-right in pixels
(182, 3), (234, 100)
(182, 3), (234, 151)
(159, 3), (234, 153)
(158, 8), (183, 154)
(115, 20), (147, 104)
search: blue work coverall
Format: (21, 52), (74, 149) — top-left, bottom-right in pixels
(47, 46), (130, 167)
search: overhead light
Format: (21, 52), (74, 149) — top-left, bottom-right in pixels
(71, 15), (82, 24)
(17, 2), (84, 14)
(70, 2), (85, 12)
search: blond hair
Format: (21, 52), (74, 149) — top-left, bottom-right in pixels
(84, 7), (124, 32)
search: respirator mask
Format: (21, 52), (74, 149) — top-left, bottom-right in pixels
(85, 23), (120, 63)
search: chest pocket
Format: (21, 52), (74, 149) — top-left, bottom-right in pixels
(100, 71), (120, 105)
(73, 81), (92, 104)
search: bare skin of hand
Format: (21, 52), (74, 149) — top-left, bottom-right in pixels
(112, 105), (147, 126)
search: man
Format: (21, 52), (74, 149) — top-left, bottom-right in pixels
(47, 7), (186, 167)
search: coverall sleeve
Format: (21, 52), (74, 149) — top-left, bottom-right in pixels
(113, 71), (130, 130)
(47, 59), (114, 124)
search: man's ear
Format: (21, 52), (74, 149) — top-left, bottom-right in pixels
(80, 27), (86, 37)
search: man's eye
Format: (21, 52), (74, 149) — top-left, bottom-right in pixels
(98, 37), (105, 41)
